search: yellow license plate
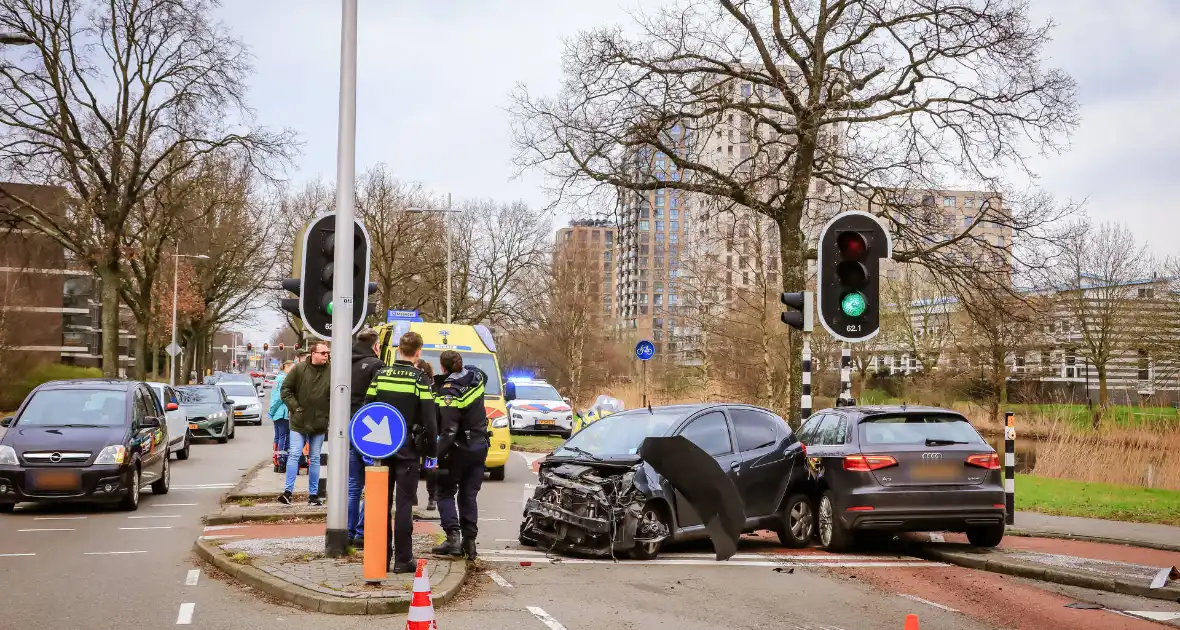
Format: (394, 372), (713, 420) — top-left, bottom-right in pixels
(911, 462), (959, 481)
(538, 419), (556, 425)
(31, 470), (80, 491)
(233, 411), (243, 416)
(189, 423), (199, 430)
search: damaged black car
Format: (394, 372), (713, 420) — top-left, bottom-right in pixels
(519, 403), (813, 560)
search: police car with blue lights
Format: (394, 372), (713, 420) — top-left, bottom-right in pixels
(503, 377), (574, 438)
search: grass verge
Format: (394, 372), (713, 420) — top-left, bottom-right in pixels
(1016, 474), (1180, 526)
(511, 434), (565, 453)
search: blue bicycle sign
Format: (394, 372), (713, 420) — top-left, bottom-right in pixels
(635, 340), (655, 361)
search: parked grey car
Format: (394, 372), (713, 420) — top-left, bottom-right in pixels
(796, 405), (1005, 552)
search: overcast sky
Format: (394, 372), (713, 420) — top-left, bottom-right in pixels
(221, 0), (1180, 341)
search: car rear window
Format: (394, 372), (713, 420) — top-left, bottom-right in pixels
(219, 384), (257, 397)
(858, 414), (985, 445)
(18, 389), (128, 427)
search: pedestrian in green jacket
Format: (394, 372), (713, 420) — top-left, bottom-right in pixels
(278, 340), (332, 505)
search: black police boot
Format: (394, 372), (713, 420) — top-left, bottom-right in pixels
(426, 496), (437, 512)
(391, 558), (418, 574)
(461, 537), (477, 559)
(431, 532), (462, 556)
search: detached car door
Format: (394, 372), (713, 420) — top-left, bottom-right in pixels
(672, 410), (742, 528)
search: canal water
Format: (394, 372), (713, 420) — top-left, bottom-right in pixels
(986, 432), (1037, 473)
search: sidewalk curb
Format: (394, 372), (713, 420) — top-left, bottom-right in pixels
(911, 545), (1180, 603)
(203, 509), (428, 526)
(193, 539), (469, 615)
(226, 459), (271, 500)
(1007, 527), (1180, 554)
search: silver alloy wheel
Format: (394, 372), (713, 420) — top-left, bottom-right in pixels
(641, 507), (662, 555)
(130, 469), (140, 506)
(163, 456), (169, 488)
(790, 500), (813, 540)
(819, 496), (834, 547)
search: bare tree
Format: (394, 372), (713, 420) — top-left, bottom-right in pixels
(0, 0), (292, 376)
(1054, 222), (1160, 427)
(880, 269), (953, 373)
(510, 0), (1078, 420)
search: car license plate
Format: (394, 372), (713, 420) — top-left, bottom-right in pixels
(234, 411), (243, 417)
(189, 423), (199, 430)
(911, 462), (959, 481)
(538, 419), (556, 426)
(30, 470), (81, 491)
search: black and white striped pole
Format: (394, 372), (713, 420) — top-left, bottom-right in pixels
(1004, 411), (1015, 525)
(838, 343), (852, 406)
(780, 291), (813, 421)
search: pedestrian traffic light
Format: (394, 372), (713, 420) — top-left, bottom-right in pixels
(780, 291), (813, 332)
(816, 211), (892, 342)
(285, 213), (374, 340)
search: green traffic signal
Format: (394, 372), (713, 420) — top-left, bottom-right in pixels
(326, 301), (333, 315)
(840, 292), (867, 317)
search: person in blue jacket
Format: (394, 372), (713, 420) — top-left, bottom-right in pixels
(269, 361), (294, 472)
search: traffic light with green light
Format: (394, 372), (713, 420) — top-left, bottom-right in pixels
(817, 211), (892, 342)
(279, 212), (376, 340)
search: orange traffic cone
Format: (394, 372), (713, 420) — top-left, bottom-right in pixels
(904, 613), (920, 629)
(405, 559), (438, 629)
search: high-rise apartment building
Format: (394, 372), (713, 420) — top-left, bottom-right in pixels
(555, 219), (617, 317)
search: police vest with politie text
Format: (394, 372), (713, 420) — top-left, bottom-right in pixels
(363, 359), (438, 460)
(436, 365), (491, 456)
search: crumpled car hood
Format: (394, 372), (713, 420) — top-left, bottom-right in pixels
(638, 435), (744, 561)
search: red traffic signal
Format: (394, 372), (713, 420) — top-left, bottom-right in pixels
(836, 231), (868, 260)
(294, 342), (301, 350)
(279, 343), (285, 351)
(263, 343), (269, 351)
(246, 343), (253, 351)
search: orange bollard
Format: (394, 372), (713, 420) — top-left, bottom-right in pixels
(903, 613), (920, 629)
(363, 465), (389, 583)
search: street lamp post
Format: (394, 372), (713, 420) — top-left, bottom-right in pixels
(170, 244), (209, 386)
(408, 193), (460, 324)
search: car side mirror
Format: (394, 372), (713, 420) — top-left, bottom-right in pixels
(0, 417), (12, 428)
(165, 402), (179, 411)
(142, 416), (161, 429)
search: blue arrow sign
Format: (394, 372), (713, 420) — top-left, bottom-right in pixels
(635, 340), (655, 361)
(348, 402), (407, 460)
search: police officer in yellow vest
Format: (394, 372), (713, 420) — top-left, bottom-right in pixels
(430, 350), (490, 559)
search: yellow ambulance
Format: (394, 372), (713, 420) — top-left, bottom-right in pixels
(374, 320), (511, 480)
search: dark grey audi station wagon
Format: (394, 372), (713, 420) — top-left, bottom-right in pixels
(796, 405), (1005, 552)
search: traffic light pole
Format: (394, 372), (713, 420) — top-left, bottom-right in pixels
(324, 0), (357, 558)
(839, 343), (852, 406)
(801, 333), (812, 420)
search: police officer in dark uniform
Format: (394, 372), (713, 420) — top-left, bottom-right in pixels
(430, 350), (489, 559)
(364, 331), (437, 573)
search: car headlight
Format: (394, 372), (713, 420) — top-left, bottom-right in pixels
(95, 445), (127, 465)
(0, 445), (17, 466)
(491, 417), (509, 429)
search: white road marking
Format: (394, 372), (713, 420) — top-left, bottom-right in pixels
(486, 570), (513, 588)
(202, 525), (248, 531)
(120, 526), (173, 531)
(33, 516), (87, 520)
(199, 535), (243, 540)
(0, 553), (35, 557)
(127, 515), (181, 519)
(84, 550), (148, 555)
(482, 518), (507, 522)
(185, 569), (200, 586)
(176, 603), (195, 625)
(17, 528), (74, 532)
(1125, 611), (1180, 622)
(526, 606), (567, 630)
(898, 594), (958, 612)
(154, 503), (197, 507)
(495, 539), (520, 542)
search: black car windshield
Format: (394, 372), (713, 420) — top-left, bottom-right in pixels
(859, 414), (985, 445)
(513, 384), (562, 401)
(419, 350), (503, 396)
(177, 388), (221, 404)
(17, 389), (127, 426)
(555, 410), (680, 457)
(218, 384), (257, 397)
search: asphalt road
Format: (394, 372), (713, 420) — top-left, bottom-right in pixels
(3, 393), (1177, 629)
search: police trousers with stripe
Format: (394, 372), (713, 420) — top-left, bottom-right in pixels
(437, 445), (488, 541)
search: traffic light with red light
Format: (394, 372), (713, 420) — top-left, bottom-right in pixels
(279, 343), (285, 351)
(817, 211), (892, 342)
(246, 343), (253, 352)
(263, 343), (269, 352)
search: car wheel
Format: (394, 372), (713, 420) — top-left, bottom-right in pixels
(175, 436), (190, 461)
(966, 523), (1005, 548)
(152, 457), (170, 495)
(519, 515), (541, 547)
(561, 430), (572, 439)
(488, 465), (506, 481)
(120, 467), (141, 511)
(776, 493), (815, 548)
(630, 502), (670, 560)
(817, 491), (854, 552)
(228, 423), (236, 440)
(217, 425), (229, 444)
(0, 503), (14, 513)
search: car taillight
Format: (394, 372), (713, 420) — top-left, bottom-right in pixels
(966, 453), (1001, 470)
(843, 454), (897, 472)
(800, 443), (807, 456)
